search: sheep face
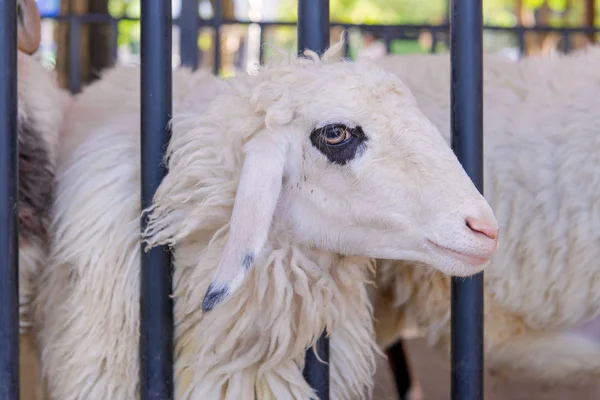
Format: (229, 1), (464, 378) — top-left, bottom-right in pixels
(277, 62), (499, 274)
(199, 49), (499, 312)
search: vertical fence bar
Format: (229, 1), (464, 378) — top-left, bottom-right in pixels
(297, 2), (330, 398)
(585, 0), (596, 43)
(383, 32), (392, 54)
(0, 0), (19, 397)
(342, 27), (350, 58)
(450, 0), (484, 399)
(516, 29), (525, 58)
(68, 17), (82, 94)
(259, 25), (265, 65)
(561, 30), (570, 54)
(298, 0), (329, 56)
(179, 0), (199, 69)
(212, 0), (222, 75)
(109, 19), (119, 65)
(140, 0), (174, 397)
(429, 28), (438, 53)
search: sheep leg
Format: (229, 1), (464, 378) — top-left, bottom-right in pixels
(18, 241), (46, 400)
(386, 340), (425, 400)
(19, 331), (45, 400)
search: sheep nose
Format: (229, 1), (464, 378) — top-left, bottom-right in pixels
(466, 216), (499, 241)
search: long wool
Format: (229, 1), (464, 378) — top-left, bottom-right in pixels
(17, 52), (70, 333)
(372, 46), (600, 379)
(35, 48), (379, 399)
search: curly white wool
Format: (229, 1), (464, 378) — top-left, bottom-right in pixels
(374, 47), (600, 382)
(35, 38), (498, 400)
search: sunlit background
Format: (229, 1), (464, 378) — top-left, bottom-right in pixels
(33, 0), (599, 89)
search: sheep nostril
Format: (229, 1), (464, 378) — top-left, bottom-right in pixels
(465, 217), (499, 241)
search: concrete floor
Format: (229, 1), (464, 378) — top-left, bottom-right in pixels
(19, 334), (600, 399)
(373, 338), (600, 400)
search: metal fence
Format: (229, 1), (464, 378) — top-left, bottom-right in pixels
(0, 0), (596, 399)
(36, 1), (600, 95)
(0, 0), (20, 397)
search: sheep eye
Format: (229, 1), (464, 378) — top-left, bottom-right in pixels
(309, 123), (368, 166)
(323, 125), (350, 145)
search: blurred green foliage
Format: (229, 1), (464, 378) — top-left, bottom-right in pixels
(100, 0), (594, 70)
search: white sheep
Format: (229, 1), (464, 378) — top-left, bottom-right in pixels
(13, 0), (72, 397)
(16, 0), (68, 334)
(372, 47), (600, 384)
(34, 40), (499, 400)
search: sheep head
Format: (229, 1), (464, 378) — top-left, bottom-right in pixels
(17, 0), (41, 55)
(146, 40), (500, 313)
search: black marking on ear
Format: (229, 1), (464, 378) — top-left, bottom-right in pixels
(242, 253), (254, 272)
(18, 113), (55, 247)
(202, 282), (230, 312)
(310, 124), (368, 166)
(17, 2), (24, 25)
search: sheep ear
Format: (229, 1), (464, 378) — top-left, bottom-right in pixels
(202, 133), (288, 312)
(17, 0), (41, 55)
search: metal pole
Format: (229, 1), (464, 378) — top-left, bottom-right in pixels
(179, 0), (199, 69)
(0, 0), (20, 397)
(297, 0), (329, 55)
(140, 0), (174, 397)
(449, 0), (484, 399)
(212, 0), (222, 75)
(68, 17), (82, 94)
(387, 340), (412, 400)
(303, 336), (329, 400)
(585, 0), (596, 43)
(298, 2), (330, 399)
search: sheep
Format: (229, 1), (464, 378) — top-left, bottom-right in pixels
(371, 46), (600, 384)
(33, 39), (499, 400)
(12, 0), (73, 398)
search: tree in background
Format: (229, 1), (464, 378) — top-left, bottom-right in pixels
(50, 0), (599, 86)
(272, 0), (596, 58)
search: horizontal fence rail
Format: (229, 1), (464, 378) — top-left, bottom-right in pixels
(0, 0), (20, 397)
(38, 9), (600, 94)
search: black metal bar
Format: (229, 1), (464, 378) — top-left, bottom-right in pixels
(303, 336), (330, 400)
(180, 0), (199, 69)
(387, 340), (412, 400)
(140, 0), (174, 397)
(449, 0), (484, 399)
(68, 17), (82, 94)
(259, 26), (265, 65)
(0, 0), (19, 397)
(297, 0), (330, 55)
(342, 28), (350, 57)
(212, 0), (222, 75)
(516, 29), (525, 57)
(430, 28), (438, 53)
(297, 1), (330, 398)
(110, 19), (119, 65)
(383, 32), (392, 54)
(36, 14), (600, 36)
(561, 30), (570, 53)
